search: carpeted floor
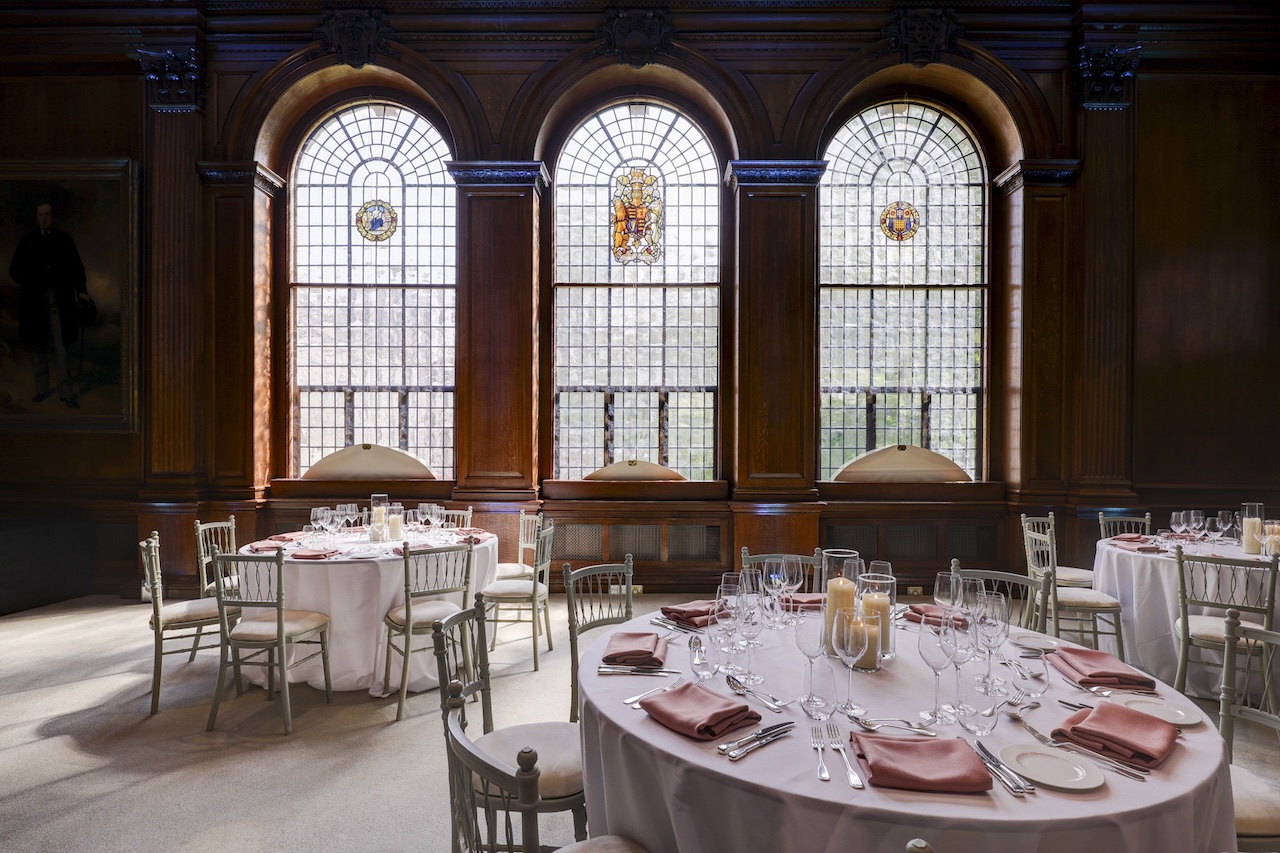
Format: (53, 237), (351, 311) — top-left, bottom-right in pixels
(1, 594), (1276, 852)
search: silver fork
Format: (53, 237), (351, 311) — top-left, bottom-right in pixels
(826, 722), (863, 789)
(625, 678), (687, 708)
(810, 726), (830, 782)
(982, 687), (1028, 717)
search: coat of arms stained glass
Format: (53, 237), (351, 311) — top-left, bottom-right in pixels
(611, 167), (663, 264)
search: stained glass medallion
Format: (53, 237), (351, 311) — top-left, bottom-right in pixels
(355, 199), (398, 242)
(879, 201), (919, 241)
(611, 166), (664, 264)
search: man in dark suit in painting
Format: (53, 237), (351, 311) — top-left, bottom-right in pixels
(8, 202), (89, 408)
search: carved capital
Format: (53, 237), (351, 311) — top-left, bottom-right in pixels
(874, 8), (969, 69)
(136, 47), (206, 112)
(446, 161), (551, 194)
(591, 8), (682, 69)
(725, 160), (828, 190)
(310, 8), (399, 69)
(1074, 44), (1141, 111)
(994, 159), (1082, 195)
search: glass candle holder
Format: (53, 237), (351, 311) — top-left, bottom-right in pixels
(1242, 502), (1264, 555)
(857, 573), (896, 662)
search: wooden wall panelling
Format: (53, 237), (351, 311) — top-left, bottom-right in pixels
(726, 161), (825, 500)
(731, 501), (824, 569)
(447, 162), (546, 502)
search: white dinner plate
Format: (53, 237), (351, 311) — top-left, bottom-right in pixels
(1009, 633), (1059, 651)
(1107, 694), (1201, 727)
(998, 743), (1105, 791)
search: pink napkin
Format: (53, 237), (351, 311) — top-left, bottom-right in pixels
(455, 527), (488, 536)
(782, 592), (826, 612)
(639, 682), (760, 741)
(660, 599), (721, 629)
(246, 539), (286, 553)
(1046, 646), (1156, 690)
(1111, 533), (1147, 543)
(1052, 702), (1178, 769)
(904, 603), (969, 629)
(1111, 538), (1165, 553)
(849, 734), (992, 793)
(269, 531), (309, 542)
(291, 548), (341, 560)
(601, 631), (669, 667)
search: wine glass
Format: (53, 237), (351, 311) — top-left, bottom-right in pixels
(739, 569), (765, 647)
(941, 617), (977, 717)
(1204, 517), (1223, 555)
(918, 621), (957, 723)
(793, 609), (829, 718)
(974, 591), (1009, 695)
(780, 558), (804, 625)
(1170, 510), (1187, 542)
(869, 560), (893, 576)
(832, 607), (869, 718)
(1187, 510), (1205, 554)
(309, 506), (331, 545)
(934, 571), (958, 612)
(706, 609), (739, 674)
(955, 576), (985, 619)
(736, 594), (765, 685)
(717, 582), (743, 655)
(1218, 510), (1236, 544)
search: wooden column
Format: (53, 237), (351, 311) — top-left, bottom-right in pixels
(446, 162), (547, 502)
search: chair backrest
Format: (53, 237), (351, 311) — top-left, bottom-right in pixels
(1220, 608), (1280, 763)
(404, 542), (473, 611)
(211, 550), (287, 635)
(532, 521), (555, 587)
(515, 510), (543, 563)
(1020, 520), (1057, 583)
(439, 506), (474, 529)
(432, 596), (494, 734)
(194, 516), (237, 597)
(442, 680), (541, 853)
(740, 547), (825, 593)
(1174, 546), (1278, 627)
(139, 531), (165, 622)
(1098, 512), (1152, 539)
(953, 559), (1049, 633)
(565, 556), (634, 722)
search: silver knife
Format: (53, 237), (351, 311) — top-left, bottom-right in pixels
(976, 740), (1034, 793)
(726, 729), (793, 760)
(717, 722), (795, 754)
(968, 741), (1024, 797)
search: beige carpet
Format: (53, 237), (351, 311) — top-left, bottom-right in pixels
(1, 595), (1276, 852)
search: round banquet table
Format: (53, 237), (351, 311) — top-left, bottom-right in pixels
(1093, 539), (1276, 699)
(237, 530), (497, 695)
(579, 612), (1236, 853)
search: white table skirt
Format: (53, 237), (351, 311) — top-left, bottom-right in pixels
(1093, 539), (1275, 699)
(237, 533), (497, 695)
(579, 613), (1236, 853)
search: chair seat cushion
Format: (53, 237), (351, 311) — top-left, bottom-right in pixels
(559, 837), (649, 853)
(1232, 763), (1280, 837)
(231, 611), (329, 642)
(481, 580), (549, 601)
(385, 598), (461, 629)
(152, 597), (227, 629)
(1174, 614), (1264, 647)
(476, 721), (583, 799)
(495, 561), (533, 580)
(1051, 587), (1122, 610)
(1054, 565), (1095, 587)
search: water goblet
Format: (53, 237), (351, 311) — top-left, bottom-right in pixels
(794, 609), (829, 716)
(918, 622), (957, 724)
(832, 607), (869, 717)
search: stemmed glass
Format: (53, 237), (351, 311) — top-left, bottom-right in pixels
(832, 607), (869, 718)
(309, 506), (331, 546)
(736, 593), (765, 685)
(793, 609), (829, 718)
(941, 617), (977, 717)
(934, 571), (958, 612)
(869, 560), (893, 576)
(918, 621), (957, 723)
(717, 581), (744, 656)
(1170, 511), (1187, 543)
(1204, 518), (1224, 555)
(762, 559), (787, 629)
(707, 609), (740, 675)
(1218, 510), (1236, 544)
(739, 568), (766, 647)
(1187, 510), (1205, 554)
(974, 591), (1009, 695)
(780, 558), (804, 625)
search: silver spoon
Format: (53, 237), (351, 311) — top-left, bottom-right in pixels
(1003, 700), (1041, 721)
(725, 674), (785, 713)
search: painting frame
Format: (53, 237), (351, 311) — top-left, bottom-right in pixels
(0, 159), (138, 431)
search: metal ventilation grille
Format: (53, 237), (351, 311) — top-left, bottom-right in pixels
(886, 524), (937, 561)
(553, 524), (604, 561)
(609, 525), (661, 561)
(945, 523), (998, 562)
(824, 524), (879, 559)
(669, 524), (720, 561)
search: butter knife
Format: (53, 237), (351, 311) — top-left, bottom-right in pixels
(726, 729), (793, 761)
(968, 741), (1024, 797)
(717, 722), (795, 754)
(976, 740), (1034, 793)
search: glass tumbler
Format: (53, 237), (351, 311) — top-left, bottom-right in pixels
(856, 573), (896, 662)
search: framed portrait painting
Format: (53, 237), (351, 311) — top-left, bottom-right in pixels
(0, 159), (137, 430)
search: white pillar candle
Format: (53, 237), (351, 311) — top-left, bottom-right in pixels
(387, 514), (403, 540)
(1243, 516), (1262, 555)
(824, 576), (857, 654)
(861, 591), (893, 654)
(854, 620), (881, 670)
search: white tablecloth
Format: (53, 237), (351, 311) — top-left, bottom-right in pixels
(579, 613), (1236, 853)
(1093, 539), (1274, 699)
(238, 531), (497, 695)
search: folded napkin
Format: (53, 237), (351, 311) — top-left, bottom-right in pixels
(269, 531), (310, 542)
(1046, 646), (1157, 690)
(1111, 533), (1146, 542)
(601, 631), (669, 667)
(638, 682), (760, 741)
(291, 548), (341, 560)
(781, 592), (826, 612)
(1110, 538), (1165, 553)
(246, 539), (287, 553)
(1052, 702), (1178, 769)
(455, 527), (487, 536)
(460, 534), (490, 545)
(660, 599), (721, 629)
(849, 734), (992, 793)
(903, 603), (969, 629)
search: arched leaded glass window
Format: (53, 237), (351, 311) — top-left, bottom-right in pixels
(291, 102), (456, 477)
(553, 102), (720, 480)
(819, 101), (987, 479)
